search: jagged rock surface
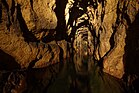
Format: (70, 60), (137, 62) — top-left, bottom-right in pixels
(65, 0), (139, 79)
(0, 0), (68, 69)
(0, 0), (139, 84)
(1, 0), (139, 93)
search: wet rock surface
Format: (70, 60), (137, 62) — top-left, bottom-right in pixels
(0, 57), (127, 93)
(0, 0), (139, 92)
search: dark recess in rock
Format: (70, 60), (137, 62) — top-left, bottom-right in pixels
(123, 12), (139, 93)
(54, 0), (68, 41)
(0, 2), (2, 23)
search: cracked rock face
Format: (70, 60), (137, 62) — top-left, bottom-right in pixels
(0, 0), (139, 85)
(17, 0), (57, 31)
(65, 0), (139, 79)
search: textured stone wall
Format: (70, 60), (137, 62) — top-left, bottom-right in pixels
(0, 0), (139, 80)
(0, 0), (68, 69)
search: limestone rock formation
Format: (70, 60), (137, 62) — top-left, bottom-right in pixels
(0, 0), (139, 92)
(0, 0), (68, 69)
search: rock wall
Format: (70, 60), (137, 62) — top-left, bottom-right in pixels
(0, 0), (139, 81)
(0, 0), (68, 69)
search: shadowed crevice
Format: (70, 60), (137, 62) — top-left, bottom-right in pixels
(30, 0), (33, 10)
(54, 0), (68, 41)
(0, 2), (2, 23)
(109, 25), (116, 50)
(124, 12), (139, 76)
(1, 0), (11, 29)
(42, 29), (55, 43)
(28, 58), (39, 69)
(123, 12), (139, 93)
